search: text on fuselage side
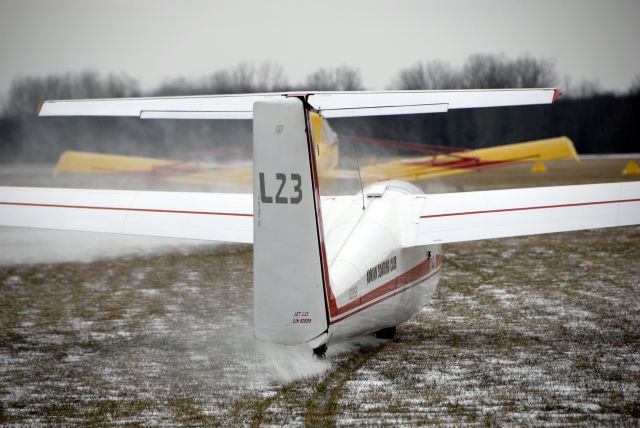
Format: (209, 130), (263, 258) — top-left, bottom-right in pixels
(366, 256), (397, 284)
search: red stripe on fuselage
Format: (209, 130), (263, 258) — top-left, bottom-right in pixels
(329, 256), (441, 325)
(420, 198), (640, 219)
(0, 201), (253, 217)
(329, 258), (440, 325)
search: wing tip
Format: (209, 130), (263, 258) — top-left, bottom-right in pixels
(552, 89), (562, 103)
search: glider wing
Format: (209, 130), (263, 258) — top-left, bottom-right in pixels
(412, 181), (640, 245)
(0, 187), (254, 243)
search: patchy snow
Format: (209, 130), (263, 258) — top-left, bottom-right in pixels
(1, 208), (638, 424)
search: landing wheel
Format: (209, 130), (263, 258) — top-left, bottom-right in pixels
(374, 326), (396, 340)
(312, 344), (327, 359)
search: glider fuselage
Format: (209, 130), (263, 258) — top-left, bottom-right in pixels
(320, 180), (442, 346)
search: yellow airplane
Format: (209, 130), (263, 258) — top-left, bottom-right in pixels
(54, 112), (578, 187)
(353, 134), (578, 182)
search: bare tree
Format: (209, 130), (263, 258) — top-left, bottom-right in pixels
(511, 56), (557, 88)
(254, 62), (290, 92)
(393, 60), (462, 90)
(154, 62), (290, 96)
(393, 54), (556, 91)
(4, 71), (140, 117)
(460, 54), (511, 88)
(206, 61), (290, 94)
(305, 65), (364, 91)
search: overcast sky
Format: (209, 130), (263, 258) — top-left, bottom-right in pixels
(1, 0), (639, 97)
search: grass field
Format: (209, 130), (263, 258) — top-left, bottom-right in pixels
(1, 158), (639, 425)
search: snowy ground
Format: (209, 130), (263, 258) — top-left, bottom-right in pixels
(1, 158), (639, 425)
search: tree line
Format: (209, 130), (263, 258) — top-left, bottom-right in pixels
(0, 54), (638, 162)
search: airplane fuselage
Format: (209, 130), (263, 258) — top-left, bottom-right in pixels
(319, 180), (442, 347)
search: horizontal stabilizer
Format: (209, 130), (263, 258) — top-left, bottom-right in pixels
(39, 89), (559, 119)
(415, 182), (640, 245)
(39, 93), (277, 119)
(310, 89), (558, 116)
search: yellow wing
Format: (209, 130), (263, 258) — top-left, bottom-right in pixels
(54, 150), (253, 187)
(355, 136), (579, 183)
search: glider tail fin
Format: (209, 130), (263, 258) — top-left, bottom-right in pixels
(252, 97), (330, 346)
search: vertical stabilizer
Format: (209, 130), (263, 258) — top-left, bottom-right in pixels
(253, 97), (329, 345)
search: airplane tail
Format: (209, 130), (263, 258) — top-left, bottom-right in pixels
(252, 97), (330, 346)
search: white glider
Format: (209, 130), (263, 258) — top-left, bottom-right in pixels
(3, 89), (638, 356)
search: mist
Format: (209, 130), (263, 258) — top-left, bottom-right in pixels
(0, 227), (217, 266)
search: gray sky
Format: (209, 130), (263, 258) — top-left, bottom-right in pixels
(1, 0), (639, 97)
